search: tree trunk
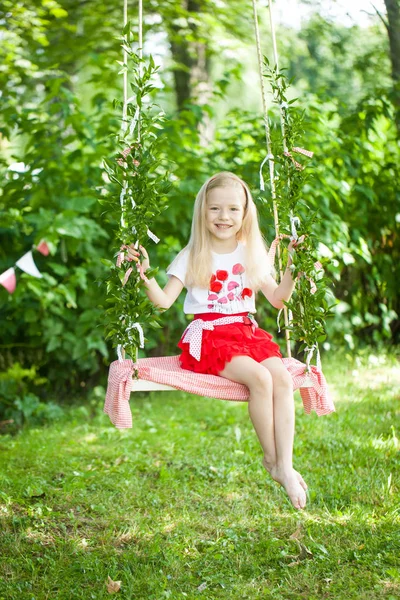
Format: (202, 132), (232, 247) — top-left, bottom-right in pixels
(383, 0), (400, 133)
(168, 0), (213, 143)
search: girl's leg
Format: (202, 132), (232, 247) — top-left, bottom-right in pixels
(218, 355), (277, 470)
(261, 357), (307, 508)
(219, 356), (305, 508)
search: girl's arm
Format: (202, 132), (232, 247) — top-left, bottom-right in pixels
(127, 245), (184, 310)
(144, 274), (184, 310)
(260, 241), (297, 310)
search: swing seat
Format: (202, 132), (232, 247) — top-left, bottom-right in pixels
(104, 355), (335, 429)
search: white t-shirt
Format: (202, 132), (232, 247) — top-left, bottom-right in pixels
(167, 242), (259, 315)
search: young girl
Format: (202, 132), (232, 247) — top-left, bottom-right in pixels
(127, 172), (307, 510)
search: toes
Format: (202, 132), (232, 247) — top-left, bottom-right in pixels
(288, 481), (307, 510)
(294, 470), (308, 491)
(293, 493), (306, 510)
(298, 488), (307, 509)
(299, 476), (308, 491)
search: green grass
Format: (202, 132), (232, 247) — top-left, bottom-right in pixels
(0, 352), (399, 599)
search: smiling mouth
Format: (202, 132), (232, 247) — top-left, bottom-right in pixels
(215, 224), (232, 229)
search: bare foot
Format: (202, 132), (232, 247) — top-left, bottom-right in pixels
(293, 469), (308, 491)
(263, 458), (307, 492)
(266, 463), (307, 509)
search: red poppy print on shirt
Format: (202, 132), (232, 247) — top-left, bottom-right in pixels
(210, 280), (223, 293)
(216, 269), (229, 281)
(232, 263), (245, 275)
(241, 287), (253, 299)
(208, 263), (252, 313)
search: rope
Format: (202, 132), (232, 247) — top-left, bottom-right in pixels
(122, 0), (128, 131)
(266, 2), (323, 369)
(267, 0), (288, 153)
(267, 0), (298, 256)
(118, 0), (144, 362)
(138, 0), (143, 142)
(252, 0), (291, 357)
(120, 0), (129, 229)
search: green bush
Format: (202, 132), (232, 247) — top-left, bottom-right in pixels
(0, 2), (398, 423)
(0, 364), (64, 428)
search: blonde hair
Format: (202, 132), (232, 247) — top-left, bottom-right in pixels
(169, 172), (272, 291)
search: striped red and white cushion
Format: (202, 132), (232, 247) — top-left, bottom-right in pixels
(104, 356), (335, 429)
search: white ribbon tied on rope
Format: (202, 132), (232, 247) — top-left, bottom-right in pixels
(116, 322), (145, 363)
(304, 344), (321, 373)
(147, 228), (160, 244)
(290, 215), (300, 241)
(259, 153), (274, 191)
(127, 106), (140, 138)
(117, 344), (124, 363)
(276, 308), (294, 333)
(277, 308), (283, 333)
(127, 322), (145, 348)
(128, 189), (136, 209)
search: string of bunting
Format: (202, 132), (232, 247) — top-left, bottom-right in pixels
(0, 240), (49, 294)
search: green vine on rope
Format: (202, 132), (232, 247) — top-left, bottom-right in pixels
(100, 22), (170, 362)
(261, 59), (334, 355)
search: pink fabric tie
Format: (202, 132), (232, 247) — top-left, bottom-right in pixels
(282, 357), (334, 416)
(182, 315), (258, 361)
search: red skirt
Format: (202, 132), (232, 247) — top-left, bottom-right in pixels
(178, 312), (282, 376)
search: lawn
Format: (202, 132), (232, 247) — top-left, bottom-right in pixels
(0, 352), (399, 599)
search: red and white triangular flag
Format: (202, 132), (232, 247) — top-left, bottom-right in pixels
(36, 240), (50, 256)
(16, 251), (42, 278)
(0, 267), (17, 294)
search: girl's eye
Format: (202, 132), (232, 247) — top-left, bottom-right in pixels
(210, 207), (240, 211)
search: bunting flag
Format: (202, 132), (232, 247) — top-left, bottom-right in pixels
(0, 240), (49, 295)
(16, 251), (42, 278)
(36, 240), (50, 256)
(0, 268), (17, 294)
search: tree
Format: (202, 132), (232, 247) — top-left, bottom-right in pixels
(382, 0), (400, 133)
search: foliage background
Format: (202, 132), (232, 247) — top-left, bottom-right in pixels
(0, 0), (399, 420)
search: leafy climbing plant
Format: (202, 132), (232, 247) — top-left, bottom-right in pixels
(261, 60), (334, 358)
(100, 22), (171, 362)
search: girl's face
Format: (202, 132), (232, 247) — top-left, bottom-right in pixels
(205, 186), (246, 244)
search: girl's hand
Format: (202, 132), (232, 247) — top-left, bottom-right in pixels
(288, 235), (305, 256)
(138, 245), (150, 272)
(125, 244), (150, 272)
(125, 244), (139, 263)
(287, 235), (305, 269)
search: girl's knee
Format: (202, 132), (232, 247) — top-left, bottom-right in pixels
(251, 367), (273, 392)
(273, 368), (293, 390)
